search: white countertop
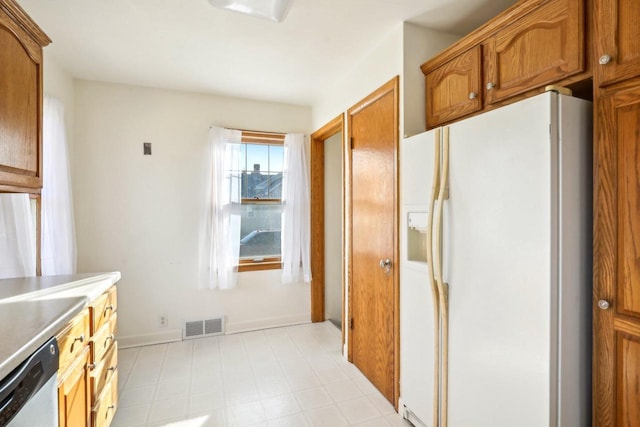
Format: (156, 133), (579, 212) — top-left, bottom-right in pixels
(0, 272), (121, 380)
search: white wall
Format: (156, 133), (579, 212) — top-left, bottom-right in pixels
(311, 23), (458, 136)
(324, 132), (342, 323)
(73, 81), (312, 346)
(312, 25), (404, 132)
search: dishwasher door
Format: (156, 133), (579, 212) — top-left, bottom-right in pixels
(0, 337), (59, 427)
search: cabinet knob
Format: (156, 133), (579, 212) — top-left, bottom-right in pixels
(599, 54), (612, 65)
(598, 299), (611, 310)
(486, 82), (495, 90)
(469, 92), (478, 100)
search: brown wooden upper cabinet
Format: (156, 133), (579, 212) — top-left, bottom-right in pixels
(422, 0), (587, 129)
(593, 0), (640, 87)
(484, 0), (584, 104)
(0, 0), (50, 190)
(425, 46), (483, 128)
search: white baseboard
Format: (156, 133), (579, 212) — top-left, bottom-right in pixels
(225, 313), (310, 334)
(118, 329), (182, 349)
(117, 313), (311, 348)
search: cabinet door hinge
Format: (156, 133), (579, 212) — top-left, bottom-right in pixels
(350, 318), (354, 329)
(350, 137), (354, 150)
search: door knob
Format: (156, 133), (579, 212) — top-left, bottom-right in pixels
(468, 92), (477, 100)
(486, 82), (495, 90)
(597, 300), (610, 310)
(379, 258), (392, 275)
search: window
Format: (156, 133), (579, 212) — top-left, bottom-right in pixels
(235, 131), (285, 271)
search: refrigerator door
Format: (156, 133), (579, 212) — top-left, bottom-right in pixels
(399, 129), (438, 426)
(444, 93), (556, 426)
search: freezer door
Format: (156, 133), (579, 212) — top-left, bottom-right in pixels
(399, 130), (438, 426)
(445, 93), (555, 427)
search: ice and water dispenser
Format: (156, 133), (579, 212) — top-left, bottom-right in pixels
(406, 211), (428, 263)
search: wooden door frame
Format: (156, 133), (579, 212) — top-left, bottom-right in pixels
(310, 115), (345, 343)
(346, 76), (400, 408)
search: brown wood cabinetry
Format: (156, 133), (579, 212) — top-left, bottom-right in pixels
(484, 0), (584, 104)
(425, 46), (482, 128)
(593, 71), (640, 427)
(592, 0), (640, 424)
(57, 311), (91, 427)
(421, 0), (588, 128)
(593, 0), (640, 87)
(0, 0), (50, 190)
(56, 286), (119, 427)
(89, 286), (118, 427)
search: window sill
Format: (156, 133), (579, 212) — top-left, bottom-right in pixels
(238, 258), (282, 272)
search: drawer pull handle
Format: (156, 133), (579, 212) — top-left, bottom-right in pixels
(73, 335), (85, 345)
(107, 365), (117, 372)
(104, 305), (114, 316)
(105, 335), (115, 344)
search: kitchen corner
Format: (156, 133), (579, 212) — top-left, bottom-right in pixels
(0, 272), (120, 380)
(0, 272), (120, 426)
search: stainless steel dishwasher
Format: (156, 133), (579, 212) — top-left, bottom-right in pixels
(0, 337), (59, 427)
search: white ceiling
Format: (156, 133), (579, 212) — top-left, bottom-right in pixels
(19, 0), (518, 106)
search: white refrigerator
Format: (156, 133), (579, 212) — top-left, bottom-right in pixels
(399, 92), (592, 427)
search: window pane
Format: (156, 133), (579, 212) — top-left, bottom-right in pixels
(239, 203), (281, 259)
(270, 145), (284, 171)
(246, 144), (268, 174)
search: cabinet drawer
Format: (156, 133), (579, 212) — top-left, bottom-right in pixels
(91, 313), (117, 363)
(92, 371), (118, 427)
(90, 342), (118, 406)
(57, 308), (90, 373)
(91, 286), (117, 334)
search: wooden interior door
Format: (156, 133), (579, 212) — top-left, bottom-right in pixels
(348, 77), (399, 405)
(594, 86), (640, 426)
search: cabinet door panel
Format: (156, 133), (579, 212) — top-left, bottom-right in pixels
(595, 87), (640, 427)
(425, 46), (482, 128)
(0, 6), (43, 189)
(616, 328), (640, 426)
(58, 347), (91, 427)
(485, 0), (584, 104)
(595, 0), (640, 86)
(617, 101), (640, 318)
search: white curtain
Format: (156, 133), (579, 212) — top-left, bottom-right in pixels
(281, 133), (311, 283)
(0, 194), (36, 279)
(200, 126), (243, 289)
(42, 96), (77, 275)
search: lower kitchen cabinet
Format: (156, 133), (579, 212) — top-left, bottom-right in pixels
(56, 285), (118, 427)
(92, 371), (118, 427)
(58, 346), (91, 427)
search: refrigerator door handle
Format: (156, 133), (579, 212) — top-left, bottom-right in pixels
(426, 128), (441, 427)
(434, 126), (451, 427)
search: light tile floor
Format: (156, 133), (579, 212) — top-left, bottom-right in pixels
(113, 322), (413, 427)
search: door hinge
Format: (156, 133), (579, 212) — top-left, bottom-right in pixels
(350, 318), (354, 329)
(350, 137), (354, 150)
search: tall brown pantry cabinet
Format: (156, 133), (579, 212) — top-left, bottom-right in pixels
(593, 0), (640, 425)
